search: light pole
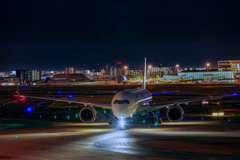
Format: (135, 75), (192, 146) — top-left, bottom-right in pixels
(148, 65), (152, 80)
(206, 63), (210, 72)
(206, 63), (210, 82)
(124, 66), (128, 75)
(176, 64), (179, 75)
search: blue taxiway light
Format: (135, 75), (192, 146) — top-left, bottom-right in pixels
(27, 108), (31, 111)
(143, 119), (146, 124)
(152, 90), (179, 96)
(225, 92), (227, 95)
(69, 108), (71, 111)
(202, 118), (204, 120)
(67, 115), (70, 120)
(228, 119), (231, 122)
(232, 93), (237, 96)
(58, 91), (61, 94)
(69, 95), (72, 98)
(99, 92), (100, 94)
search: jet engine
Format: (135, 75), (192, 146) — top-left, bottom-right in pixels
(79, 106), (97, 123)
(167, 105), (184, 122)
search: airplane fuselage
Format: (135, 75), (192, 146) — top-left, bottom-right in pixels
(111, 89), (152, 118)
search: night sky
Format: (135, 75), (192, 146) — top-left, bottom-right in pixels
(1, 0), (240, 71)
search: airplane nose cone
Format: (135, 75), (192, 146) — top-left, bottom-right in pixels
(112, 105), (126, 117)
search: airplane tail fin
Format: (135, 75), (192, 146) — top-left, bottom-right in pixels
(142, 58), (146, 89)
(157, 75), (163, 81)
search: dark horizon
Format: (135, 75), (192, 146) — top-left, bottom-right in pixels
(1, 0), (240, 71)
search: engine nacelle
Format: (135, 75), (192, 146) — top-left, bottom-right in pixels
(167, 105), (184, 122)
(79, 106), (97, 123)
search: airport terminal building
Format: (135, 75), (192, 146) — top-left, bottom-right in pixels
(46, 74), (90, 84)
(164, 60), (240, 82)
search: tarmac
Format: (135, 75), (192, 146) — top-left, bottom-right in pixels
(0, 119), (240, 160)
(0, 84), (240, 159)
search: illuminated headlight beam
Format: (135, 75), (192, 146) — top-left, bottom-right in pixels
(119, 117), (126, 130)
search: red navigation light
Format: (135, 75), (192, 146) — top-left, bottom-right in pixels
(117, 61), (121, 65)
(66, 75), (68, 77)
(83, 64), (85, 66)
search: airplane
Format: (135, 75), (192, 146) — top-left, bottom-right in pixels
(16, 58), (236, 129)
(122, 76), (143, 84)
(122, 76), (154, 84)
(156, 75), (179, 83)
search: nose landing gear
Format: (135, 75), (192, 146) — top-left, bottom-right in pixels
(151, 110), (162, 125)
(152, 118), (162, 125)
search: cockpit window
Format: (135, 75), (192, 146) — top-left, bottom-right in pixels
(114, 100), (130, 104)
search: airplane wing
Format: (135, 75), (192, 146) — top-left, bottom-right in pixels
(27, 95), (112, 109)
(139, 94), (235, 111)
(16, 87), (111, 109)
